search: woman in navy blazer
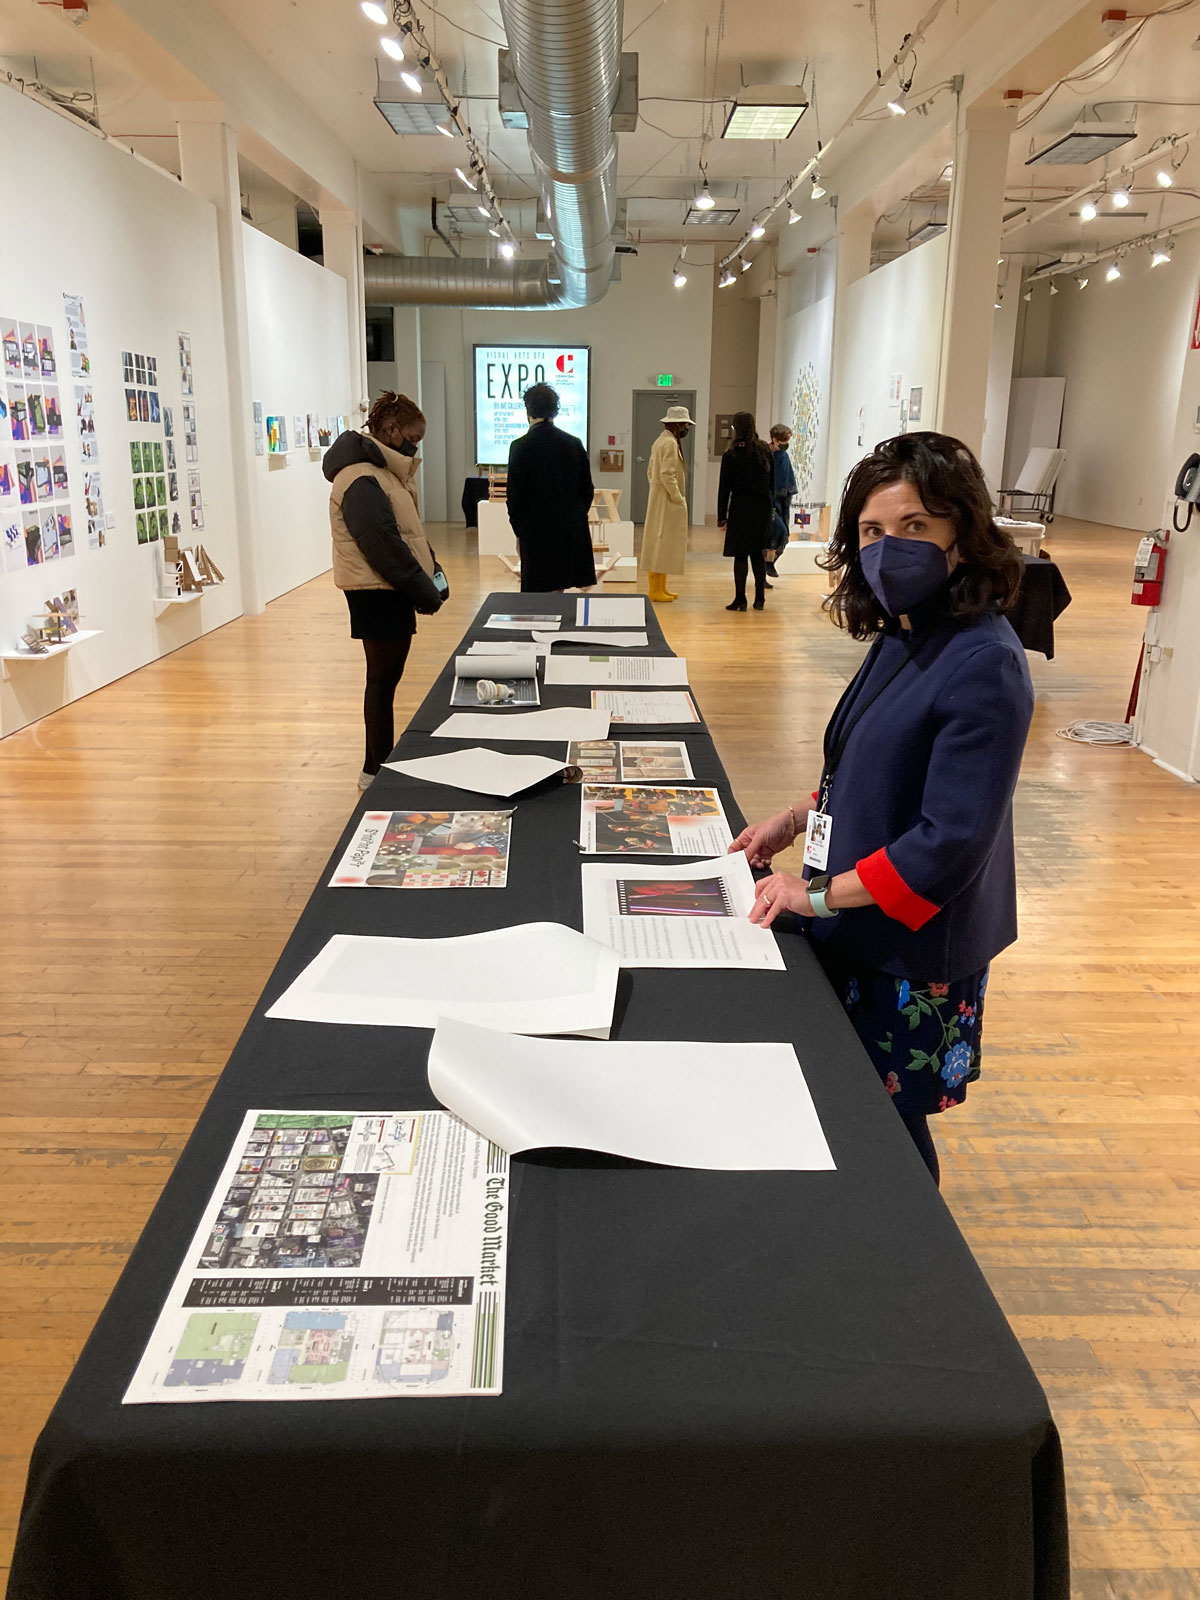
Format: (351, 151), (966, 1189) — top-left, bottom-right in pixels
(730, 433), (1031, 1184)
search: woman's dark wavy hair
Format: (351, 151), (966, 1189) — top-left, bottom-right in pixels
(728, 410), (771, 472)
(821, 431), (1023, 639)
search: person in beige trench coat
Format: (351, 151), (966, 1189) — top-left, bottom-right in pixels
(641, 404), (693, 603)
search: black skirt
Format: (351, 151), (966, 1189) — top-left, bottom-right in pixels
(345, 589), (416, 641)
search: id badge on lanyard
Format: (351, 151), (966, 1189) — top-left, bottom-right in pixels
(803, 808), (832, 871)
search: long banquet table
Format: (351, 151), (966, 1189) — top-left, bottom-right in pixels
(8, 593), (1068, 1600)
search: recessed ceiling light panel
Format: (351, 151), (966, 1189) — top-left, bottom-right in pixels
(1025, 122), (1137, 166)
(722, 85), (808, 140)
(684, 206), (740, 226)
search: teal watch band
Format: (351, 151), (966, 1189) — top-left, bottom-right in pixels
(808, 874), (838, 919)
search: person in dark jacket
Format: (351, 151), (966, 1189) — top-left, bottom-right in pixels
(506, 383), (596, 592)
(718, 412), (774, 611)
(766, 423), (797, 577)
(324, 392), (447, 789)
(728, 433), (1030, 1185)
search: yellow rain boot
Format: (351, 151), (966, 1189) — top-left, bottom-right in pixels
(647, 571), (674, 603)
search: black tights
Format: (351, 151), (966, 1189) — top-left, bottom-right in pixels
(900, 1112), (941, 1187)
(361, 635), (412, 774)
(733, 551), (767, 602)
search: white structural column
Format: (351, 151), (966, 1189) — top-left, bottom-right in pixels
(176, 106), (263, 615)
(823, 199), (874, 508)
(755, 282), (779, 434)
(321, 205), (369, 427)
(935, 103), (1012, 454)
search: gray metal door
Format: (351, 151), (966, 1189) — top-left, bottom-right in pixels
(631, 389), (696, 523)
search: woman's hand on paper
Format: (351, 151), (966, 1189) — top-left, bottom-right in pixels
(749, 871), (814, 928)
(728, 808), (798, 869)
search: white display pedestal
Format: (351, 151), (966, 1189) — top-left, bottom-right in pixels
(995, 516), (1046, 556)
(479, 501), (636, 582)
(477, 499), (516, 558)
(773, 541), (829, 574)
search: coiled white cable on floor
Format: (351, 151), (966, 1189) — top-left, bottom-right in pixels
(1055, 720), (1134, 745)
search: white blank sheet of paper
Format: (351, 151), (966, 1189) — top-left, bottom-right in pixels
(384, 748), (567, 797)
(433, 708), (611, 742)
(427, 1017), (835, 1170)
(266, 924), (619, 1037)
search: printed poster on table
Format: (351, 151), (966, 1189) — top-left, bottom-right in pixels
(123, 1108), (509, 1403)
(330, 809), (513, 889)
(567, 740), (694, 784)
(578, 785), (731, 855)
(590, 690), (700, 725)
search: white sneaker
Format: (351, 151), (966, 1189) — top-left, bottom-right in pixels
(357, 770), (375, 791)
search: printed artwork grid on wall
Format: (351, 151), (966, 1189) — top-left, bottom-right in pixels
(253, 400), (265, 456)
(178, 331), (203, 529)
(0, 311), (74, 567)
(122, 344), (169, 545)
(65, 293), (105, 549)
(266, 415), (287, 454)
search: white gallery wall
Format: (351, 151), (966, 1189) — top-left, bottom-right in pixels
(1030, 230), (1200, 530)
(243, 224), (352, 604)
(828, 235), (949, 500)
(417, 244), (716, 523)
(0, 87), (242, 739)
(773, 271), (835, 512)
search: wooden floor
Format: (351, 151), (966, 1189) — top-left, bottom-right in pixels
(2, 516), (1198, 1597)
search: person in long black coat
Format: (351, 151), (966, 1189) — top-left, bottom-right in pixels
(718, 411), (774, 610)
(506, 383), (596, 591)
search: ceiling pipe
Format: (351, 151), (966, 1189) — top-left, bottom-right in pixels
(363, 0), (623, 308)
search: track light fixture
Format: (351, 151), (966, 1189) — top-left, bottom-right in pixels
(672, 267), (688, 288)
(810, 176), (827, 200)
(455, 166), (476, 191)
(1106, 260), (1121, 281)
(380, 34), (404, 59)
(361, 0), (388, 21)
(695, 177), (716, 211)
(1150, 242), (1173, 267)
(1079, 199), (1097, 222)
(719, 269), (736, 288)
(477, 204), (492, 218)
(499, 240), (515, 258)
(741, 256), (753, 272)
(1076, 272), (1088, 288)
(750, 220), (766, 239)
(787, 203), (802, 224)
(1049, 282), (1059, 295)
(1111, 185), (1130, 209)
(1022, 288), (1032, 302)
(1156, 168), (1173, 188)
(886, 88), (908, 116)
(400, 69), (422, 93)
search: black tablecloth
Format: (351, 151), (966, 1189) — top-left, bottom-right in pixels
(1010, 555), (1072, 660)
(461, 475), (490, 527)
(8, 594), (1068, 1600)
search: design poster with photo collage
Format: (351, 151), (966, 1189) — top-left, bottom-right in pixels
(64, 294), (106, 551)
(123, 346), (173, 546)
(180, 331), (204, 531)
(2, 313), (75, 571)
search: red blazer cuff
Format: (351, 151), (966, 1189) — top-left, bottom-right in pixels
(857, 848), (940, 931)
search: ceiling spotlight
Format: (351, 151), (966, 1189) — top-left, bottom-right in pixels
(719, 269), (736, 288)
(487, 226), (501, 237)
(361, 0), (388, 21)
(787, 203), (802, 224)
(1076, 273), (1088, 288)
(1049, 281), (1059, 295)
(741, 256), (753, 272)
(1079, 199), (1097, 222)
(695, 178), (716, 211)
(997, 256), (1005, 265)
(886, 89), (908, 116)
(1156, 168), (1174, 188)
(1150, 244), (1173, 266)
(380, 35), (404, 59)
(499, 240), (515, 258)
(994, 299), (1003, 309)
(400, 70), (422, 93)
(673, 269), (687, 288)
(1106, 260), (1121, 281)
(436, 121), (454, 137)
(455, 167), (477, 191)
(810, 176), (826, 199)
(478, 204), (491, 218)
(750, 220), (766, 239)
(1111, 186), (1130, 208)
(1022, 288), (1032, 302)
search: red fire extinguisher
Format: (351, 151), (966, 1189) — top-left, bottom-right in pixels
(1132, 530), (1168, 607)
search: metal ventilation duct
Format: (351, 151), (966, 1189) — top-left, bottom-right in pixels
(363, 0), (624, 309)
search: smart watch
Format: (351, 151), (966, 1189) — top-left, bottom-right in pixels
(807, 873), (838, 919)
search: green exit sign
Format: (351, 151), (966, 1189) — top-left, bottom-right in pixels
(656, 374), (674, 387)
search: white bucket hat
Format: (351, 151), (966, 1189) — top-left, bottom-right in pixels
(661, 404), (694, 425)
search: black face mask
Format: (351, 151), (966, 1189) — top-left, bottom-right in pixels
(397, 438), (419, 457)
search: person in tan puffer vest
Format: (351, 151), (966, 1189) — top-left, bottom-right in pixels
(324, 391), (447, 789)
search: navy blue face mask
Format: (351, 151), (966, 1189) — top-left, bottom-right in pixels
(859, 534), (953, 616)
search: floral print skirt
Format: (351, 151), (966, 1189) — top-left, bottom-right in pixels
(815, 949), (988, 1118)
